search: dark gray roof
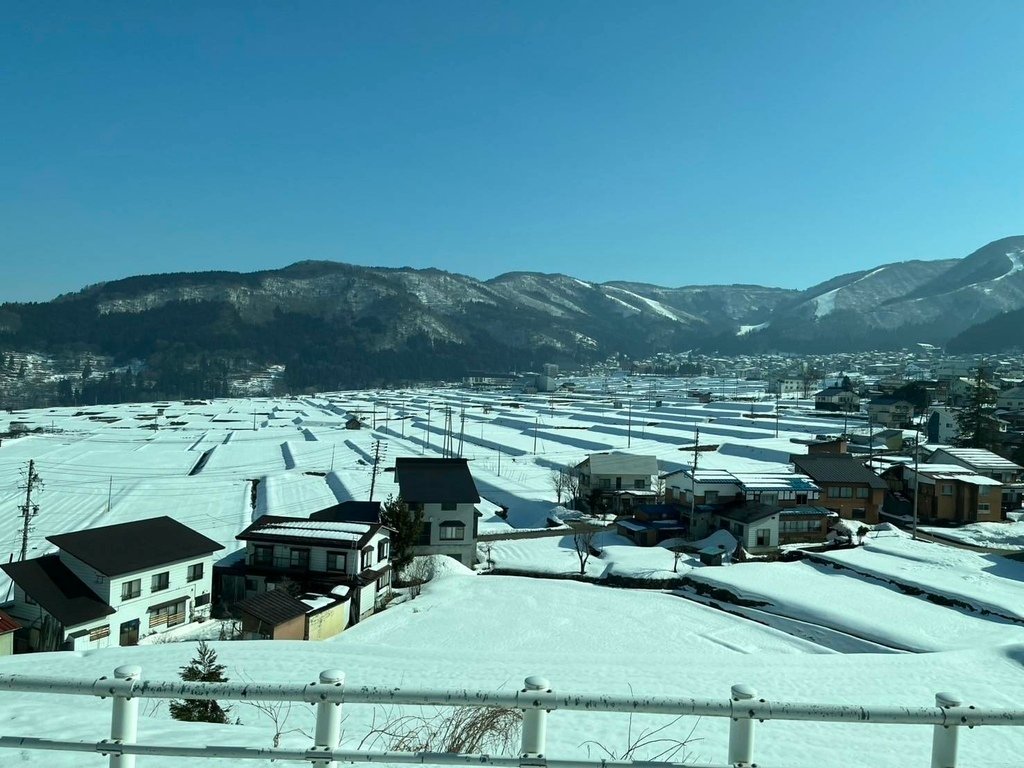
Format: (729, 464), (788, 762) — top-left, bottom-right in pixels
(1, 555), (115, 627)
(791, 456), (888, 490)
(715, 504), (778, 525)
(47, 516), (224, 577)
(816, 387), (858, 398)
(310, 501), (382, 525)
(394, 458), (480, 504)
(235, 589), (308, 626)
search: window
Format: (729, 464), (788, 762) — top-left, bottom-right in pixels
(838, 487), (853, 499)
(377, 539), (390, 561)
(978, 486), (991, 497)
(148, 600), (186, 629)
(851, 508), (867, 520)
(361, 547), (372, 570)
(780, 519), (819, 534)
(187, 563), (204, 582)
(704, 490), (719, 504)
(633, 478), (646, 489)
(417, 524), (432, 545)
(121, 579), (141, 601)
(376, 570), (391, 591)
(440, 501), (457, 511)
(440, 521), (466, 541)
(23, 590), (35, 606)
(979, 503), (991, 512)
(795, 493), (808, 505)
(599, 478), (611, 490)
(856, 487), (870, 499)
(755, 528), (771, 546)
(941, 484), (953, 496)
(89, 625), (111, 642)
(252, 545), (274, 566)
(289, 548), (310, 569)
(151, 572), (169, 592)
(326, 551), (347, 572)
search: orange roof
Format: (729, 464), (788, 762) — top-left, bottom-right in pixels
(0, 609), (19, 634)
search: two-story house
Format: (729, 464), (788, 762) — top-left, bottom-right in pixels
(1, 517), (223, 653)
(791, 455), (888, 523)
(814, 387), (861, 412)
(394, 457), (480, 566)
(890, 463), (1002, 524)
(575, 452), (659, 514)
(866, 397), (915, 429)
(647, 468), (827, 551)
(927, 447), (1023, 513)
(223, 513), (392, 637)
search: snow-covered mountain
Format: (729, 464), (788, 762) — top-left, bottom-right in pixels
(3, 236), (1024, 396)
(739, 236), (1024, 351)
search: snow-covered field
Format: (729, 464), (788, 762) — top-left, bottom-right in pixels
(921, 521), (1024, 551)
(1, 382), (1024, 766)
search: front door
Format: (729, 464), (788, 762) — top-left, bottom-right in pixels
(119, 619), (139, 647)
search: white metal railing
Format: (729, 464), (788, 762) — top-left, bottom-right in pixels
(1, 667), (1023, 768)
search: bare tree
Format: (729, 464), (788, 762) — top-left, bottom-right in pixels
(246, 699), (311, 747)
(550, 468), (568, 505)
(581, 711), (700, 762)
(573, 529), (598, 575)
(357, 704), (521, 754)
(564, 467), (581, 508)
(654, 476), (666, 504)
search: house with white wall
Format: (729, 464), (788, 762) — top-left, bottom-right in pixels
(223, 514), (392, 636)
(1, 517), (222, 653)
(394, 457), (480, 566)
(576, 452), (659, 513)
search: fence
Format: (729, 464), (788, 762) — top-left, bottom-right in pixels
(1, 667), (1023, 768)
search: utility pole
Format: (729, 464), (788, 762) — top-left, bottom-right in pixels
(912, 414), (924, 541)
(330, 445), (336, 473)
(775, 385), (781, 439)
(627, 399), (632, 448)
(689, 427), (700, 540)
(18, 460), (42, 563)
(369, 440), (385, 502)
(107, 476), (113, 514)
(457, 406), (466, 458)
(533, 415), (539, 455)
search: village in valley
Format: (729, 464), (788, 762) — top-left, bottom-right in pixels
(1, 354), (1024, 765)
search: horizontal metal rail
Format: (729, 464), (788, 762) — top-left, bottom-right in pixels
(0, 737), (729, 768)
(0, 672), (1020, 727)
(0, 667), (1020, 768)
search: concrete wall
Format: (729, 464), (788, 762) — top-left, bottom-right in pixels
(307, 601), (349, 640)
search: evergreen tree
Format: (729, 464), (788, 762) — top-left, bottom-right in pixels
(169, 641), (232, 723)
(380, 494), (424, 578)
(954, 367), (999, 451)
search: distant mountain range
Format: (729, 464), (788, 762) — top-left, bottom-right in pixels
(1, 236), (1022, 395)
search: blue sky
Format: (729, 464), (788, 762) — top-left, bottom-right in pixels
(2, 1), (1022, 302)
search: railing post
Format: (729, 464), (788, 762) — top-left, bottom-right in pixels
(109, 664), (141, 768)
(728, 683), (757, 768)
(312, 669), (344, 768)
(932, 692), (962, 768)
(520, 675), (551, 763)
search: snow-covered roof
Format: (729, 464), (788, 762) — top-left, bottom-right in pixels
(733, 473), (820, 492)
(930, 447), (1022, 472)
(582, 452), (659, 476)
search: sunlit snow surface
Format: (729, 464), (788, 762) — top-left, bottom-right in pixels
(1, 382), (1023, 766)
